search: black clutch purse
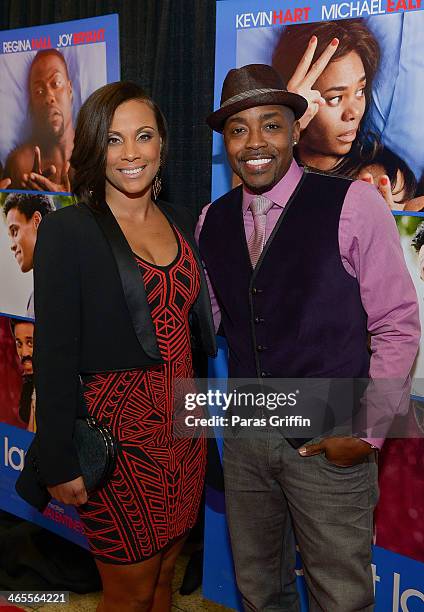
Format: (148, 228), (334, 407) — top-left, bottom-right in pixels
(16, 415), (118, 512)
(73, 416), (118, 493)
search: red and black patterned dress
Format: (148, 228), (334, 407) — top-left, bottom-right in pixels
(77, 226), (206, 564)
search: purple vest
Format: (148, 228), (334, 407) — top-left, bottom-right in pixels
(199, 170), (370, 379)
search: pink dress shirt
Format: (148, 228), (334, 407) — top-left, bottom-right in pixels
(196, 160), (421, 448)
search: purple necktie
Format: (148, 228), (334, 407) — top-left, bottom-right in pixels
(247, 195), (274, 268)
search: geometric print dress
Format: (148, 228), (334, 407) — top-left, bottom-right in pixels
(77, 226), (206, 564)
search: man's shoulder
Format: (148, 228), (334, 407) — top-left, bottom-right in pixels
(7, 142), (35, 158)
(303, 167), (353, 188)
(344, 178), (394, 222)
(5, 143), (35, 173)
(198, 186), (243, 243)
(202, 185), (243, 223)
(211, 184), (243, 208)
(299, 169), (357, 209)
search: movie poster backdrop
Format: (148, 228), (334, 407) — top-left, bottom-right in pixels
(0, 14), (120, 191)
(204, 2), (424, 610)
(0, 14), (120, 548)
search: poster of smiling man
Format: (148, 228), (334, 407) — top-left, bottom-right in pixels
(0, 14), (119, 193)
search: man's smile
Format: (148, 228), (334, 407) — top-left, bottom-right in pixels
(243, 157), (273, 171)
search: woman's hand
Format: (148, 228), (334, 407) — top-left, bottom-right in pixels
(47, 476), (88, 506)
(287, 35), (339, 131)
(358, 165), (403, 210)
(358, 165), (424, 212)
(359, 170), (397, 210)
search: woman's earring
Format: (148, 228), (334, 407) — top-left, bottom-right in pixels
(152, 171), (162, 200)
(293, 139), (298, 146)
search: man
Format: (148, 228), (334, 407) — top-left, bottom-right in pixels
(197, 64), (420, 611)
(5, 49), (74, 192)
(10, 318), (36, 432)
(3, 192), (55, 317)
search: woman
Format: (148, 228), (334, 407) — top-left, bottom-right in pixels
(16, 82), (216, 611)
(272, 19), (420, 210)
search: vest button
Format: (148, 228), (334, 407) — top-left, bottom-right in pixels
(252, 287), (263, 295)
(254, 316), (261, 324)
(260, 371), (270, 377)
(257, 345), (267, 352)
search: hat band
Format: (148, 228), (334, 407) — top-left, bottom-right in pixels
(221, 87), (287, 108)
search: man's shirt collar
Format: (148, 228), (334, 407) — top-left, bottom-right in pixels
(242, 159), (303, 215)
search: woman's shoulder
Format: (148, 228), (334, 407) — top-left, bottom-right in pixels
(37, 202), (100, 247)
(40, 202), (95, 229)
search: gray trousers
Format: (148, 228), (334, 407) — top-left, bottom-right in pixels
(223, 431), (378, 612)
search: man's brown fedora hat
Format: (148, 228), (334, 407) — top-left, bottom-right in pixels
(207, 63), (308, 133)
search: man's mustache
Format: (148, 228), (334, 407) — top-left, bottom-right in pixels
(21, 356), (33, 365)
(45, 107), (63, 120)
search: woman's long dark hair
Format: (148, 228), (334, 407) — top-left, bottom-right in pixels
(273, 19), (416, 202)
(71, 82), (168, 208)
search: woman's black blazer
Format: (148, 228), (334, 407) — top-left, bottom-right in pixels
(16, 200), (216, 507)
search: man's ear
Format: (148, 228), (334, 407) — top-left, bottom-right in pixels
(292, 120), (300, 146)
(69, 79), (73, 102)
(32, 211), (43, 231)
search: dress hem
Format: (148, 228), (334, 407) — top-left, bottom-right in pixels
(90, 528), (192, 565)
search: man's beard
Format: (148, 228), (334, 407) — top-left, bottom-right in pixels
(46, 118), (65, 139)
(34, 112), (65, 141)
(21, 356), (33, 374)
